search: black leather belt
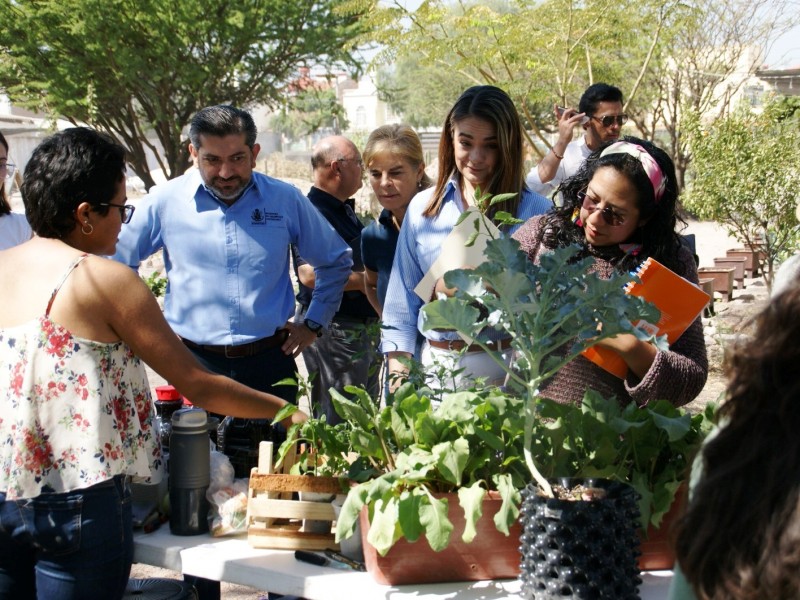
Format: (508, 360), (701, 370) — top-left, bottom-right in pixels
(181, 331), (287, 358)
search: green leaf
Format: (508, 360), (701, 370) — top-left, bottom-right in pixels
(397, 490), (424, 542)
(493, 473), (521, 535)
(419, 495), (454, 552)
(458, 483), (486, 543)
(432, 438), (470, 486)
(367, 495), (402, 556)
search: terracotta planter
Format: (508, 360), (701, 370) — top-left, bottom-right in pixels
(637, 486), (686, 571)
(360, 491), (521, 585)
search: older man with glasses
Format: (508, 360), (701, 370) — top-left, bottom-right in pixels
(292, 135), (380, 425)
(527, 83), (626, 199)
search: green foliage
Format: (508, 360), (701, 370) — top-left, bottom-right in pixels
(683, 101), (800, 289)
(531, 390), (716, 529)
(375, 58), (473, 129)
(270, 88), (349, 141)
(143, 272), (167, 298)
(329, 382), (528, 556)
(0, 0), (367, 189)
(422, 239), (663, 494)
(342, 0), (676, 154)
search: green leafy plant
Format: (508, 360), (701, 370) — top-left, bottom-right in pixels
(531, 390), (715, 529)
(422, 238), (662, 497)
(333, 379), (528, 556)
(143, 271), (167, 298)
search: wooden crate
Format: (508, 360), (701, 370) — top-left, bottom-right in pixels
(246, 442), (346, 550)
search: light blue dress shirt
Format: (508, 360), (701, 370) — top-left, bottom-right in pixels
(381, 177), (552, 355)
(113, 169), (352, 346)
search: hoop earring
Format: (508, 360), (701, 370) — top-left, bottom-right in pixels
(82, 221), (94, 235)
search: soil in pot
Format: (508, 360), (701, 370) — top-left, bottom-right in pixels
(519, 478), (642, 599)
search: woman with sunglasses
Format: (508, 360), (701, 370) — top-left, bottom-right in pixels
(0, 130), (32, 250)
(513, 135), (708, 407)
(0, 128), (306, 599)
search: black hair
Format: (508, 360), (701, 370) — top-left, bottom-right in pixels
(21, 127), (126, 239)
(578, 83), (624, 116)
(189, 105), (257, 149)
(542, 136), (683, 273)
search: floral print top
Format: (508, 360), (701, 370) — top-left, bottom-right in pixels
(0, 255), (162, 500)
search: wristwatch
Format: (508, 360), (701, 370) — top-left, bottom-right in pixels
(304, 318), (324, 337)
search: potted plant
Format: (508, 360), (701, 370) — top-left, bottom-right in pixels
(419, 232), (711, 595)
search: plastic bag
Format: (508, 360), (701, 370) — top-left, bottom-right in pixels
(206, 448), (248, 536)
(207, 478), (249, 537)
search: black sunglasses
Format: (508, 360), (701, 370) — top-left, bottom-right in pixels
(98, 202), (136, 224)
(577, 190), (626, 227)
(590, 114), (628, 127)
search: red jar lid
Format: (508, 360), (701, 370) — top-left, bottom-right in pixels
(155, 385), (181, 401)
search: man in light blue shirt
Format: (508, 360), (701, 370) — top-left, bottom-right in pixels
(114, 105), (352, 408)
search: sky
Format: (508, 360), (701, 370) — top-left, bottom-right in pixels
(765, 23), (800, 68)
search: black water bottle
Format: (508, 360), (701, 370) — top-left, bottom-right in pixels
(169, 407), (210, 535)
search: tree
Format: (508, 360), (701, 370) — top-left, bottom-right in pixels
(635, 0), (799, 190)
(375, 56), (472, 129)
(270, 87), (350, 142)
(682, 99), (800, 289)
(342, 0), (677, 157)
(0, 0), (366, 189)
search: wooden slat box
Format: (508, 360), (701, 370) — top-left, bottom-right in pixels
(247, 471), (345, 550)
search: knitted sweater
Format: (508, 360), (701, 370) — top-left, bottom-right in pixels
(512, 215), (708, 407)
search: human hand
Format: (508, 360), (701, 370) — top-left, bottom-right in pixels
(554, 103), (586, 144)
(280, 321), (319, 357)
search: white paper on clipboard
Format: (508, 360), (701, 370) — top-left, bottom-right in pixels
(413, 208), (500, 302)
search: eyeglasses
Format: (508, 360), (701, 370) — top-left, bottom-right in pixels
(0, 162), (15, 180)
(577, 189), (626, 227)
(590, 114), (628, 127)
(98, 202), (136, 224)
(337, 156), (364, 169)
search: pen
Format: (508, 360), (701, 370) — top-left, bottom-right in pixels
(324, 548), (366, 571)
(294, 550), (329, 567)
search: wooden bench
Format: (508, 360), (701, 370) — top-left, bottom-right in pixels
(713, 256), (747, 289)
(697, 267), (735, 301)
(698, 277), (715, 316)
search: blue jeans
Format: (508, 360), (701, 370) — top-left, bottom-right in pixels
(0, 476), (133, 600)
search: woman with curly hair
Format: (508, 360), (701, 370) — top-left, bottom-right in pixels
(670, 280), (800, 599)
(512, 136), (707, 407)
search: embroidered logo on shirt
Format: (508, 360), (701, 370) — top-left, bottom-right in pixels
(251, 208), (265, 224)
(251, 208), (283, 224)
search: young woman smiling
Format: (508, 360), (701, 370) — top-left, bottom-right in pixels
(381, 86), (551, 393)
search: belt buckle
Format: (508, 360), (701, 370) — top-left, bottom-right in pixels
(447, 339), (460, 352)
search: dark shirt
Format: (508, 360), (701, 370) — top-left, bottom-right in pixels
(360, 208), (399, 309)
(294, 186), (377, 320)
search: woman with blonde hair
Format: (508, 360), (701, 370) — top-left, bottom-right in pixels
(361, 123), (432, 316)
(381, 86), (551, 391)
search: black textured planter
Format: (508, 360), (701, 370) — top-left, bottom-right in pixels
(518, 478), (642, 599)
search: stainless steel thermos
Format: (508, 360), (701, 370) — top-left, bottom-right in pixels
(168, 407), (210, 535)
